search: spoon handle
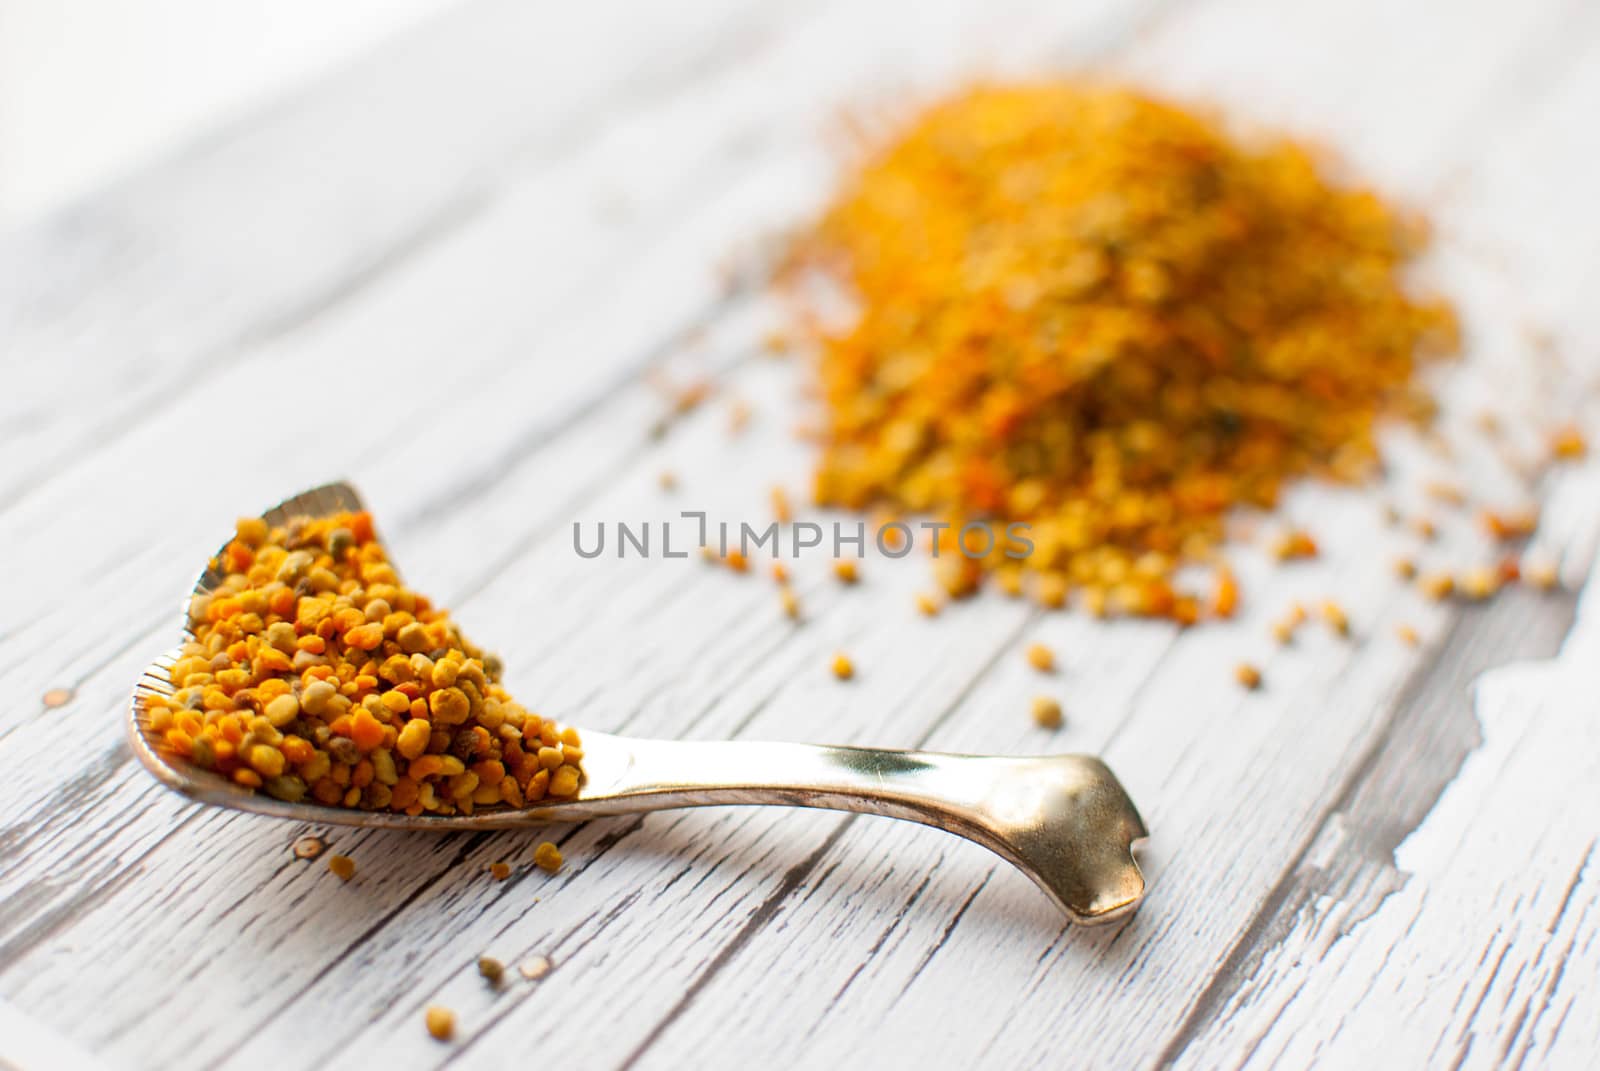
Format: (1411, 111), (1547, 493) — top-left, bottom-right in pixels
(573, 732), (1148, 923)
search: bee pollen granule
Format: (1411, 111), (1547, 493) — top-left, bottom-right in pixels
(425, 1006), (455, 1041)
(533, 841), (564, 874)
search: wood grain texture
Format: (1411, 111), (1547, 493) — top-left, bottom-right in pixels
(2, 0), (1598, 1068)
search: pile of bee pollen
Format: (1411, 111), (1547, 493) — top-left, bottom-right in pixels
(788, 82), (1458, 619)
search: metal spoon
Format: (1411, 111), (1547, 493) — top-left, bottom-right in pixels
(128, 483), (1149, 924)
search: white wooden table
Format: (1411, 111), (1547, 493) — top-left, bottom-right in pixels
(3, 1), (1598, 1067)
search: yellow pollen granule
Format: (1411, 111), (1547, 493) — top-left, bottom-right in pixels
(1030, 696), (1063, 729)
(533, 841), (564, 874)
(425, 1006), (455, 1042)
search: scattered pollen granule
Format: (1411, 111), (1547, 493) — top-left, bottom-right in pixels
(1272, 602), (1309, 644)
(1480, 507), (1538, 541)
(1320, 601), (1350, 638)
(425, 1006), (455, 1042)
(140, 510), (583, 817)
(1235, 664), (1263, 690)
(831, 652), (855, 680)
(489, 862), (512, 881)
(1458, 566), (1499, 602)
(1212, 570), (1240, 619)
(1025, 643), (1055, 673)
(1550, 425), (1588, 461)
(783, 82), (1456, 621)
(1419, 572), (1455, 601)
(1496, 556), (1521, 586)
(327, 855), (356, 881)
(1523, 556), (1560, 591)
(533, 842), (564, 874)
(1271, 530), (1320, 562)
(1031, 696), (1063, 730)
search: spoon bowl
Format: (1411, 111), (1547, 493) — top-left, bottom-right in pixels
(129, 483), (1149, 923)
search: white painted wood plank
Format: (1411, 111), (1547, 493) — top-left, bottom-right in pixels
(1173, 617), (1600, 1070)
(1158, 22), (1600, 1066)
(2, 0), (1599, 1069)
(0, 0), (815, 503)
(0, 997), (116, 1071)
